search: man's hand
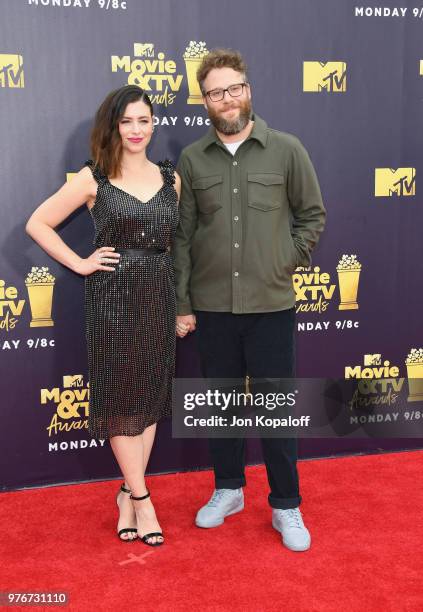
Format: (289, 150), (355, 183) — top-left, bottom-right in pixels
(176, 314), (196, 338)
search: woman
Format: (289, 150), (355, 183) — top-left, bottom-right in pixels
(26, 85), (185, 546)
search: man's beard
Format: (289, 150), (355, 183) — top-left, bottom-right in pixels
(208, 98), (252, 135)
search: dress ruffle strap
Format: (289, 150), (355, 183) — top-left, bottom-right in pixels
(84, 159), (108, 186)
(159, 159), (176, 186)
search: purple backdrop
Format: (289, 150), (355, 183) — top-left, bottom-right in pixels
(1, 0), (422, 490)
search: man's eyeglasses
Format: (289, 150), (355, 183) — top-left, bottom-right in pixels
(205, 82), (249, 102)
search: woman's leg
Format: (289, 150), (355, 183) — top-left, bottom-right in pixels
(110, 429), (163, 544)
(141, 423), (157, 467)
(111, 433), (147, 493)
(111, 434), (144, 541)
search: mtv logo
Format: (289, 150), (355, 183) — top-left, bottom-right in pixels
(364, 354), (381, 366)
(133, 43), (154, 57)
(303, 62), (346, 92)
(0, 54), (24, 88)
(63, 375), (84, 388)
(375, 168), (416, 197)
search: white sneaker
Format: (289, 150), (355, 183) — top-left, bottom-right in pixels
(272, 507), (311, 551)
(195, 488), (244, 528)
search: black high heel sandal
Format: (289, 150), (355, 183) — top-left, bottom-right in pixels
(116, 483), (138, 542)
(130, 490), (164, 546)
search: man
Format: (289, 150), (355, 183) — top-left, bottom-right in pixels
(173, 49), (326, 551)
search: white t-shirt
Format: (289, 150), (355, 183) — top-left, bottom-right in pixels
(223, 139), (246, 156)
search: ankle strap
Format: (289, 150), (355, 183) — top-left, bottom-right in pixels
(120, 483), (131, 494)
(130, 490), (150, 501)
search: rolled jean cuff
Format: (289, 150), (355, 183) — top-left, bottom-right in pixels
(215, 476), (246, 489)
(268, 494), (302, 509)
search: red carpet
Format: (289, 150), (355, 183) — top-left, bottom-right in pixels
(2, 450), (423, 612)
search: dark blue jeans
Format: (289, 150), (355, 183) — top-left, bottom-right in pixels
(194, 308), (301, 510)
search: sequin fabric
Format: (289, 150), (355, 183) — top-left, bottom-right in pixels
(84, 159), (179, 439)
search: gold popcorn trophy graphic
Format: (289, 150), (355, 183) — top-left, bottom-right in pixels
(405, 348), (423, 402)
(336, 254), (361, 310)
(25, 267), (55, 327)
(183, 41), (209, 104)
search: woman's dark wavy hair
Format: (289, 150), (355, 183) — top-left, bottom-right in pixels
(90, 85), (153, 178)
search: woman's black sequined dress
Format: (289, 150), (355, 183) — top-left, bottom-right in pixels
(84, 159), (178, 439)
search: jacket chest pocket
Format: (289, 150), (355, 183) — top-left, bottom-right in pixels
(247, 172), (284, 211)
(192, 175), (223, 214)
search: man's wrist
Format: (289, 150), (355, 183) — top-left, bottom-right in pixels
(177, 303), (193, 316)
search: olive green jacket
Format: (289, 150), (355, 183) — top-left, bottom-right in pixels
(173, 114), (326, 315)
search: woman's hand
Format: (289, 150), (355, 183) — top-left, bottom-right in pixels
(74, 246), (121, 276)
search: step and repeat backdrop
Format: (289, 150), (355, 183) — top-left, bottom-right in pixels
(1, 0), (423, 490)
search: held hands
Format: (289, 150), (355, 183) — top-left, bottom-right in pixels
(74, 246), (121, 276)
(176, 314), (196, 338)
